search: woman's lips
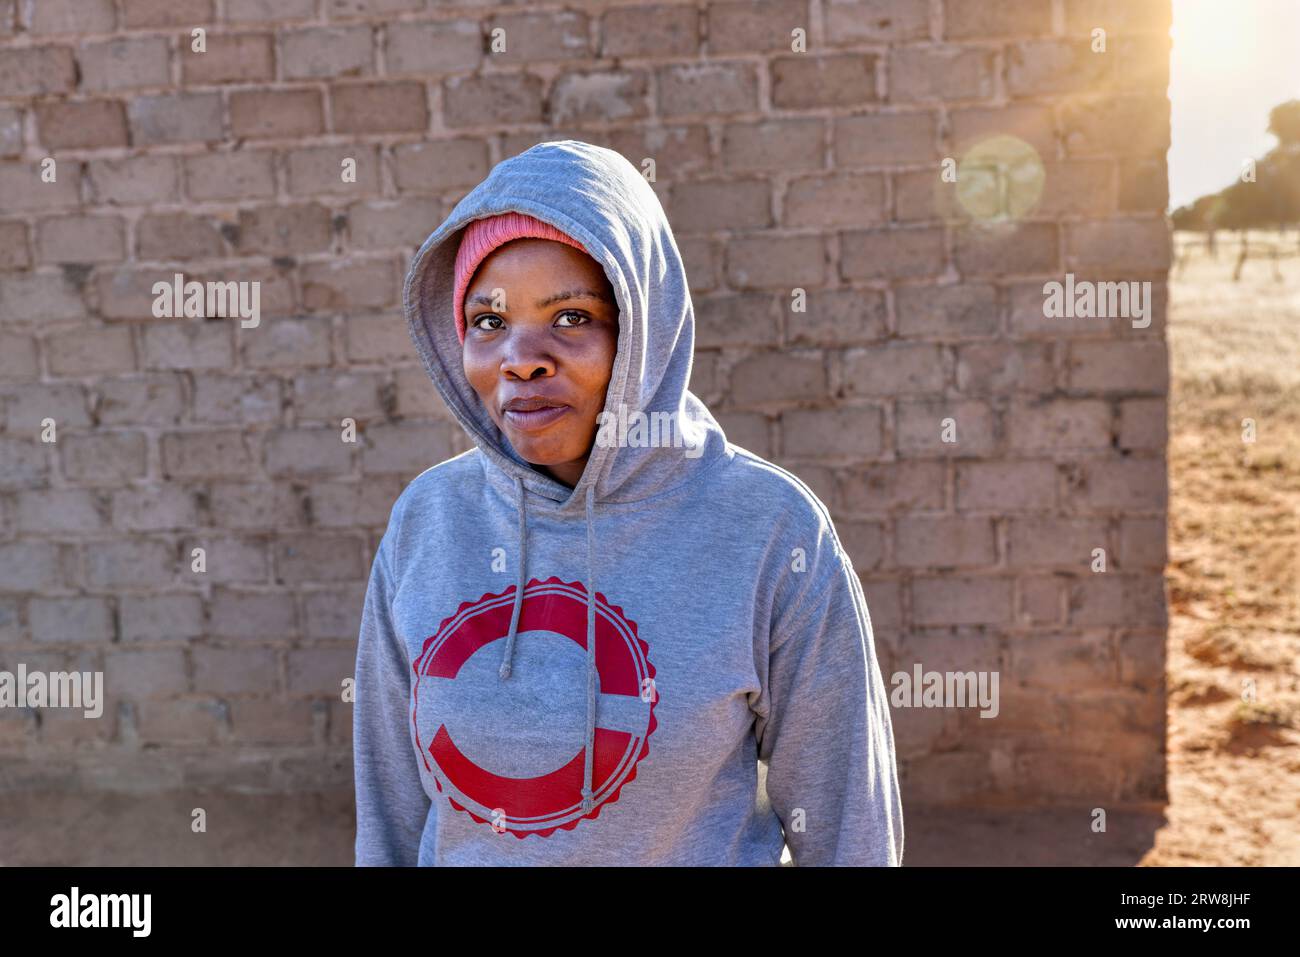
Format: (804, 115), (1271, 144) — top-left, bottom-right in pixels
(502, 405), (569, 432)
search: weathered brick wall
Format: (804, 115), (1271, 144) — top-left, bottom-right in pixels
(0, 0), (1170, 806)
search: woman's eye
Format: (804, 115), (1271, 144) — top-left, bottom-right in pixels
(555, 310), (589, 327)
(471, 314), (503, 331)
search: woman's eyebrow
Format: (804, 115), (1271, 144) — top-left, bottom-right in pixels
(535, 288), (614, 307)
(464, 288), (614, 310)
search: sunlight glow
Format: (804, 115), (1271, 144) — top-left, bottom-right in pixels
(1168, 0), (1300, 209)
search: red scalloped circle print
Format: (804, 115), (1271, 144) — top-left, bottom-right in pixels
(411, 576), (658, 838)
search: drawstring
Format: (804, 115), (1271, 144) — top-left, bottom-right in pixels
(581, 483), (596, 814)
(497, 474), (527, 680)
(497, 474), (600, 818)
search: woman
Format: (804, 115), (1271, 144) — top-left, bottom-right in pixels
(353, 139), (904, 866)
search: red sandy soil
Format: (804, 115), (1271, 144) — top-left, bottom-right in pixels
(1140, 233), (1300, 865)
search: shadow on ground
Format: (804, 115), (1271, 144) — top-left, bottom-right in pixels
(0, 791), (357, 866)
(904, 804), (1166, 866)
(0, 792), (1165, 865)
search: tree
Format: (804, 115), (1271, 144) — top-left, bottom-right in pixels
(1267, 99), (1300, 148)
(1177, 98), (1300, 230)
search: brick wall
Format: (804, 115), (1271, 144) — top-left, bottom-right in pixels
(0, 0), (1170, 806)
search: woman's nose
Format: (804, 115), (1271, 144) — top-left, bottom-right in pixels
(500, 326), (556, 380)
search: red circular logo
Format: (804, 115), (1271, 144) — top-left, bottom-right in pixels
(412, 577), (658, 838)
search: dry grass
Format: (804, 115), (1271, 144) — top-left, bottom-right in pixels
(1141, 231), (1300, 866)
(1170, 230), (1300, 398)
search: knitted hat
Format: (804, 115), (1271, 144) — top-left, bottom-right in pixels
(452, 211), (590, 345)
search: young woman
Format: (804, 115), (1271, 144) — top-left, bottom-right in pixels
(353, 139), (904, 866)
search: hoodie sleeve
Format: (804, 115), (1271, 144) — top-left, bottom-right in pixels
(755, 547), (905, 866)
(353, 531), (432, 866)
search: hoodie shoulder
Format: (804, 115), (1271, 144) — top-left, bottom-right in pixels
(720, 442), (843, 557)
(718, 443), (856, 639)
(386, 446), (482, 532)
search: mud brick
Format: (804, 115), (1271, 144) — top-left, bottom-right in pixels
(234, 204), (333, 255)
(0, 542), (63, 590)
(725, 235), (825, 289)
(827, 0), (929, 42)
(897, 399), (996, 456)
(771, 55), (877, 109)
(87, 156), (181, 205)
(781, 405), (883, 459)
(601, 5), (698, 57)
(896, 284), (999, 338)
(722, 119), (824, 172)
(841, 461), (946, 512)
(46, 326), (135, 375)
(84, 538), (176, 587)
(35, 100), (129, 151)
(891, 46), (996, 102)
(182, 33), (274, 86)
(956, 461), (1058, 510)
(785, 173), (886, 228)
(209, 588), (296, 640)
(37, 215), (126, 264)
(283, 26), (374, 79)
(387, 19), (486, 74)
(485, 11), (589, 61)
(128, 94), (223, 145)
(122, 0), (213, 28)
(265, 428), (354, 476)
(231, 89), (325, 140)
(946, 0), (1054, 38)
(182, 150), (276, 202)
(78, 37), (171, 91)
(141, 323), (235, 371)
(286, 144), (381, 196)
(274, 534), (363, 583)
(193, 647), (279, 692)
(347, 198), (443, 249)
(657, 61), (758, 115)
(912, 575), (1013, 625)
(552, 71), (650, 126)
(391, 138), (490, 193)
(161, 430), (256, 479)
(62, 432), (147, 484)
(842, 343), (945, 396)
(30, 0), (116, 34)
(835, 112), (939, 166)
(897, 516), (996, 567)
(0, 47), (76, 96)
(731, 351), (827, 404)
(119, 594), (203, 641)
(287, 646), (358, 694)
(136, 213), (227, 261)
(331, 83), (427, 134)
(841, 227), (945, 280)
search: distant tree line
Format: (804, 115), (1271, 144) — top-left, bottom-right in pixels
(1172, 99), (1300, 231)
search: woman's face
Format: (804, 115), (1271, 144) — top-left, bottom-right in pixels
(462, 238), (619, 489)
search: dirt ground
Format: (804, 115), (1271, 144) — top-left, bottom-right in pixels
(1139, 231), (1300, 865)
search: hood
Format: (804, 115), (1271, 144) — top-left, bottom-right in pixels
(402, 138), (728, 817)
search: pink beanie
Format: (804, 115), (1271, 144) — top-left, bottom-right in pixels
(452, 211), (590, 344)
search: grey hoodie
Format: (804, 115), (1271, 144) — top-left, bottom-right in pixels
(352, 139), (904, 866)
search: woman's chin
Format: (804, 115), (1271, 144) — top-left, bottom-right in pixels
(509, 438), (568, 467)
